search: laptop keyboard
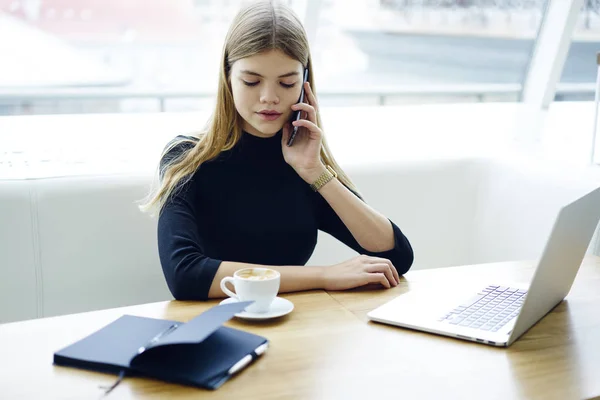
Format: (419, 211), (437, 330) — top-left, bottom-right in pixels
(438, 285), (527, 332)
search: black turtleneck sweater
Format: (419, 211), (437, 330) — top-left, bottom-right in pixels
(157, 130), (414, 300)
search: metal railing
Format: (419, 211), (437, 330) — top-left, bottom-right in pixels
(0, 83), (595, 112)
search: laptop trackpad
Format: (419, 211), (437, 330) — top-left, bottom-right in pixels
(371, 284), (487, 322)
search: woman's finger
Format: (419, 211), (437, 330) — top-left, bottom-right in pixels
(291, 103), (317, 124)
(365, 272), (390, 289)
(304, 82), (319, 112)
(291, 119), (321, 137)
(365, 257), (399, 284)
(366, 263), (396, 287)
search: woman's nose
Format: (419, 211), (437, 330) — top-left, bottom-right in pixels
(260, 84), (280, 104)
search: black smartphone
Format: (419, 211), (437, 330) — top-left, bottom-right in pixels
(286, 67), (310, 147)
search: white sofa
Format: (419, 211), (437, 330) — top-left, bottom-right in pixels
(2, 104), (599, 324)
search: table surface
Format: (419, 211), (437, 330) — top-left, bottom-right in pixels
(2, 257), (600, 400)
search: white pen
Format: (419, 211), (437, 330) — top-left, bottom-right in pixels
(227, 343), (269, 375)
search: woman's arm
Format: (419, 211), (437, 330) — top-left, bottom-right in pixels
(207, 262), (323, 298)
(207, 255), (401, 298)
(160, 195), (398, 299)
(305, 167), (394, 252)
(312, 175), (414, 276)
(158, 194), (322, 299)
(281, 81), (413, 275)
(160, 194), (400, 300)
(157, 195), (222, 300)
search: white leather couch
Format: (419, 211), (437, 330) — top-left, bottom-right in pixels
(2, 104), (599, 323)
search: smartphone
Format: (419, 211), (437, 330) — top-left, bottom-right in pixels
(286, 67), (310, 147)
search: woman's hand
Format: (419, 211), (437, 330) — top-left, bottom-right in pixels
(320, 255), (401, 291)
(282, 81), (326, 184)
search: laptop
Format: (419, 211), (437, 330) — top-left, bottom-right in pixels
(367, 186), (600, 347)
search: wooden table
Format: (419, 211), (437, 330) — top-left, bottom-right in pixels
(2, 258), (600, 400)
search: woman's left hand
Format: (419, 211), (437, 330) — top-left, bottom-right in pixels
(282, 81), (326, 183)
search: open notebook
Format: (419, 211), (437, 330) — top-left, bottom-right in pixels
(53, 301), (268, 390)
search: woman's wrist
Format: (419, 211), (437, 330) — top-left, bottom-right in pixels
(268, 265), (327, 292)
(297, 163), (326, 184)
(313, 266), (327, 290)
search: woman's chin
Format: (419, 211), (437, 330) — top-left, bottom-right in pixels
(246, 121), (284, 138)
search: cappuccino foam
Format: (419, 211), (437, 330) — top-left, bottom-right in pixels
(237, 269), (277, 280)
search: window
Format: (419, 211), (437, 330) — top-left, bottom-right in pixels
(312, 0), (548, 106)
(3, 0), (595, 115)
(557, 1), (600, 101)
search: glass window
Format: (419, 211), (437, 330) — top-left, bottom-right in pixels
(0, 0), (273, 115)
(557, 1), (600, 101)
(0, 0), (564, 114)
(311, 0), (549, 106)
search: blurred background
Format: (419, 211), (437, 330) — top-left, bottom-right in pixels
(2, 0), (599, 116)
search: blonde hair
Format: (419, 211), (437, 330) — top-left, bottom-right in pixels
(139, 0), (359, 216)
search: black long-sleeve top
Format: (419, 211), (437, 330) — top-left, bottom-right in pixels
(157, 130), (414, 300)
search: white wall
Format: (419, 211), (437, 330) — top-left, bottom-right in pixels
(33, 176), (171, 318)
(0, 180), (38, 322)
(2, 102), (600, 323)
(308, 158), (488, 270)
(470, 157), (600, 265)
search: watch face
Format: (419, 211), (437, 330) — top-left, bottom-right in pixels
(326, 165), (337, 178)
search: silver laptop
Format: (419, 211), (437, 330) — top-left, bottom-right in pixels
(367, 186), (600, 347)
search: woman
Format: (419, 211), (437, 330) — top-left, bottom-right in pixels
(140, 0), (413, 300)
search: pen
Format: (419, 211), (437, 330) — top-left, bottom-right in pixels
(137, 323), (180, 355)
(227, 342), (269, 375)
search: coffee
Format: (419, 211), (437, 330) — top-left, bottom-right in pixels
(237, 268), (278, 281)
(220, 267), (281, 313)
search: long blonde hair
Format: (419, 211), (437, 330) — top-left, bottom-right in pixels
(139, 0), (359, 216)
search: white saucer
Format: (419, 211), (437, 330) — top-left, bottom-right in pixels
(219, 297), (294, 320)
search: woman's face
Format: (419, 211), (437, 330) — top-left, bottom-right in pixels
(230, 49), (304, 138)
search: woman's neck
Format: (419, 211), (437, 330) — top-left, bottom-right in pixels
(242, 122), (281, 139)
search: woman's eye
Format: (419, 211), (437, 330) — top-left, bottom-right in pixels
(280, 82), (296, 88)
(242, 81), (259, 87)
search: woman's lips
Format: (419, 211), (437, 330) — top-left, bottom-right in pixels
(257, 111), (282, 121)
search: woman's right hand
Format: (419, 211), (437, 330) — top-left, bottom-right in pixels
(320, 255), (400, 291)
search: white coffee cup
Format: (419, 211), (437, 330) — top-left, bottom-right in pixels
(220, 268), (281, 313)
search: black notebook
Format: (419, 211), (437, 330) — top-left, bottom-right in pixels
(53, 301), (268, 390)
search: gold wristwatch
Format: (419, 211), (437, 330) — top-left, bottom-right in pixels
(310, 165), (338, 192)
